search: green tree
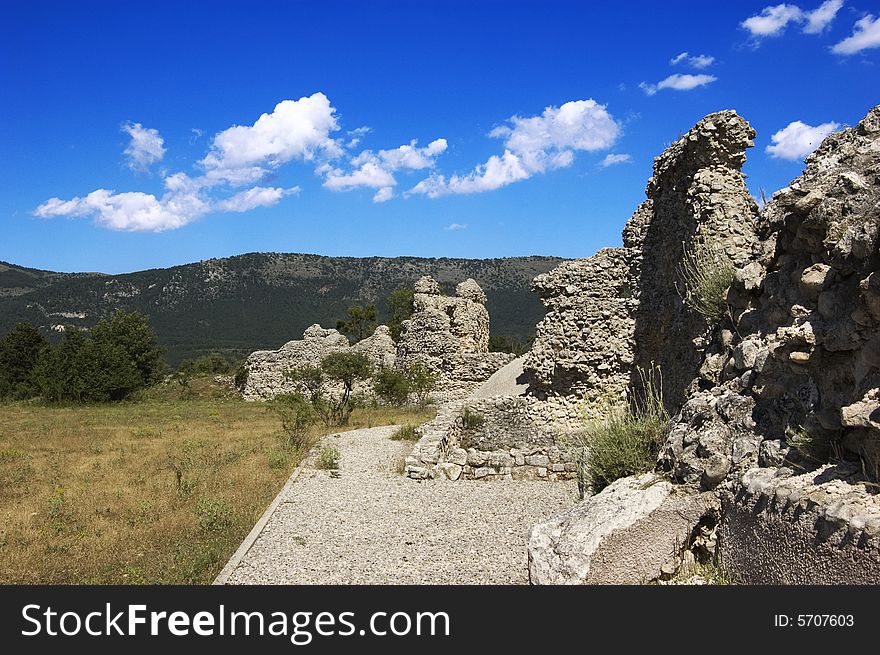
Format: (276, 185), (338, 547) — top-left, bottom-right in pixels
(405, 362), (437, 407)
(91, 311), (165, 386)
(0, 323), (47, 400)
(335, 304), (377, 342)
(385, 288), (414, 341)
(373, 367), (411, 406)
(33, 330), (142, 403)
(288, 352), (373, 426)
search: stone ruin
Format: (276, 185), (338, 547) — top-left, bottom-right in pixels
(405, 110), (760, 481)
(240, 276), (509, 404)
(527, 105), (880, 585)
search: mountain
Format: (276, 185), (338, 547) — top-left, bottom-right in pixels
(0, 253), (564, 366)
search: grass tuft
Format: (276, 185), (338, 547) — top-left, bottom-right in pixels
(678, 239), (735, 323)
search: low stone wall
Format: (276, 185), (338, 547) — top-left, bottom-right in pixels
(720, 465), (880, 584)
(405, 395), (577, 481)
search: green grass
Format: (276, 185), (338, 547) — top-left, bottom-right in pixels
(573, 367), (669, 493)
(678, 239), (735, 322)
(390, 424), (419, 441)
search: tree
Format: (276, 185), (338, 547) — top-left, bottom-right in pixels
(385, 288), (414, 341)
(373, 367), (411, 406)
(405, 362), (437, 407)
(336, 304), (377, 342)
(90, 311), (165, 386)
(0, 323), (47, 400)
(32, 329), (142, 403)
(288, 352), (373, 426)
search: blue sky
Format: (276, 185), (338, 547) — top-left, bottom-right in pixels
(1, 0), (878, 273)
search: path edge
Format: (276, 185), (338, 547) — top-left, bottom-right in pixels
(212, 447), (316, 585)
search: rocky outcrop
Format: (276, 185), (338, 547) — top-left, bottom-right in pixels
(661, 105), (880, 491)
(522, 111), (759, 425)
(629, 110), (759, 412)
(241, 324), (351, 401)
(528, 473), (719, 584)
(396, 276), (513, 402)
(351, 324), (396, 369)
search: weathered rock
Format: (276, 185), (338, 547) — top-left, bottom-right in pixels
(241, 324), (350, 400)
(662, 104), (880, 489)
(396, 276), (512, 402)
(528, 473), (718, 584)
(352, 324), (397, 369)
(721, 465), (880, 584)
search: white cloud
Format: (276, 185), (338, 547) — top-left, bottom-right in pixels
(670, 52), (715, 68)
(34, 188), (209, 231)
(323, 138), (447, 198)
(410, 99), (619, 198)
(765, 120), (840, 160)
(215, 186), (299, 213)
(445, 223), (467, 231)
(639, 74), (717, 95)
(741, 4), (804, 37)
(200, 92), (341, 182)
(122, 122), (165, 172)
(373, 187), (394, 203)
(323, 161), (397, 191)
(346, 126), (372, 148)
(832, 14), (880, 54)
(804, 0), (844, 33)
(742, 2), (843, 39)
(599, 153), (633, 168)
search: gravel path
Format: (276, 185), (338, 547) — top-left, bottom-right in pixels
(221, 425), (577, 584)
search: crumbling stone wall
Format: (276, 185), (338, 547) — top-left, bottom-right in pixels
(522, 111), (759, 425)
(396, 276), (513, 402)
(629, 110), (760, 412)
(405, 396), (577, 481)
(526, 248), (636, 424)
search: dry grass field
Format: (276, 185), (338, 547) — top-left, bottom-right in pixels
(0, 379), (432, 584)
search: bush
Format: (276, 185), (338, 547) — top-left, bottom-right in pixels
(275, 393), (317, 451)
(195, 497), (233, 532)
(405, 362), (437, 407)
(386, 288), (414, 341)
(315, 445), (340, 470)
(575, 367), (669, 493)
(488, 334), (532, 356)
(90, 311), (165, 386)
(0, 323), (47, 400)
(233, 365), (249, 392)
(335, 304), (377, 342)
(373, 368), (411, 406)
(390, 424), (419, 441)
(678, 239), (735, 323)
(267, 448), (289, 470)
(293, 352), (373, 426)
(461, 407), (485, 430)
(33, 330), (143, 403)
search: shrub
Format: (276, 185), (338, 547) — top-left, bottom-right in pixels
(33, 330), (143, 403)
(267, 448), (289, 470)
(405, 363), (437, 407)
(786, 426), (840, 465)
(373, 367), (411, 406)
(488, 334), (532, 356)
(195, 497), (233, 532)
(275, 393), (317, 451)
(390, 424), (419, 441)
(90, 310), (166, 386)
(233, 365), (248, 392)
(335, 304), (377, 342)
(461, 407), (485, 430)
(575, 367), (669, 493)
(315, 445), (340, 470)
(678, 239), (735, 323)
